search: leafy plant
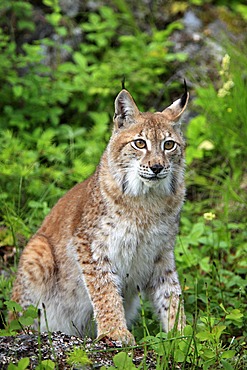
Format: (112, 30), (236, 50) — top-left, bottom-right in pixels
(7, 358), (30, 370)
(101, 352), (137, 370)
(1, 301), (38, 336)
(186, 47), (247, 214)
(35, 360), (55, 370)
(66, 346), (91, 367)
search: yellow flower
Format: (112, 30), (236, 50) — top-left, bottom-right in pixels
(203, 212), (216, 221)
(198, 140), (214, 150)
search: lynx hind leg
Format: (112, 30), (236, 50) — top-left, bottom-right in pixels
(10, 235), (55, 319)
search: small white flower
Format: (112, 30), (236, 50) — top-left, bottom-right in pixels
(217, 88), (228, 98)
(222, 54), (230, 72)
(223, 80), (234, 90)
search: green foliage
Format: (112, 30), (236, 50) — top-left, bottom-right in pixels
(191, 52), (247, 171)
(138, 317), (241, 369)
(186, 47), (247, 224)
(1, 301), (38, 336)
(175, 41), (247, 370)
(0, 273), (15, 321)
(7, 358), (56, 370)
(6, 357), (56, 370)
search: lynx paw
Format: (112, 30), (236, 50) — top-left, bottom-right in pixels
(97, 328), (136, 346)
(166, 304), (186, 333)
(169, 312), (186, 332)
(161, 296), (186, 333)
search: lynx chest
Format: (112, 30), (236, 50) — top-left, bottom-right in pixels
(92, 210), (177, 291)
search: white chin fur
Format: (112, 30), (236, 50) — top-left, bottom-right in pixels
(140, 177), (162, 188)
(123, 170), (172, 196)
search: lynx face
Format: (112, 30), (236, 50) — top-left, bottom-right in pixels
(108, 91), (188, 197)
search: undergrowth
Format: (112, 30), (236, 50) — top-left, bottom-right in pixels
(0, 0), (247, 369)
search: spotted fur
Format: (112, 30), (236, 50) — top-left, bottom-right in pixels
(10, 87), (189, 344)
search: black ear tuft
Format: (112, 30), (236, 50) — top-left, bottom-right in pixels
(162, 80), (189, 122)
(121, 76), (126, 90)
(180, 79), (188, 109)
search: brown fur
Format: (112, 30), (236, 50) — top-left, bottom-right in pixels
(10, 87), (189, 344)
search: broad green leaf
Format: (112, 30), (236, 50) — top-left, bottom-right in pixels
(13, 85), (23, 98)
(226, 309), (243, 323)
(196, 331), (213, 341)
(9, 320), (22, 331)
(202, 349), (215, 359)
(212, 325), (226, 341)
(221, 359), (235, 370)
(221, 350), (236, 359)
(113, 352), (135, 369)
(41, 360), (55, 369)
(174, 348), (185, 362)
(183, 325), (193, 336)
(17, 357), (30, 369)
(7, 364), (18, 370)
(5, 301), (23, 312)
(19, 316), (34, 326)
(73, 52), (87, 69)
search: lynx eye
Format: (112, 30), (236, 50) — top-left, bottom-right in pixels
(132, 139), (147, 150)
(163, 140), (176, 151)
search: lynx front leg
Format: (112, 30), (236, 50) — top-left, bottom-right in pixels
(75, 240), (135, 345)
(147, 251), (185, 332)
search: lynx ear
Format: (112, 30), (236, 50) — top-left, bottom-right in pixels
(162, 81), (189, 122)
(114, 89), (140, 128)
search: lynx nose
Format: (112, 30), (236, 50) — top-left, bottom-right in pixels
(150, 164), (164, 175)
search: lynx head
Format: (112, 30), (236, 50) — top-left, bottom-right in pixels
(107, 84), (189, 197)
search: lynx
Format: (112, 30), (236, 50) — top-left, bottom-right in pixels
(10, 84), (189, 345)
